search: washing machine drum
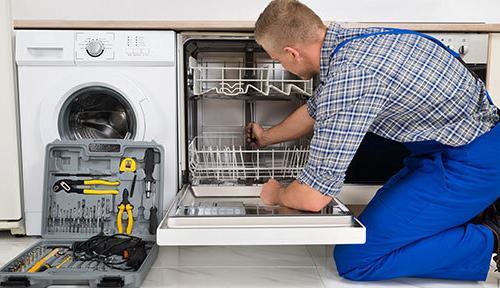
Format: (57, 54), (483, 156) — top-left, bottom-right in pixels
(59, 86), (137, 140)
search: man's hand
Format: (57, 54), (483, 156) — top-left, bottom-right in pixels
(259, 179), (333, 212)
(246, 122), (268, 149)
(260, 178), (284, 205)
(245, 104), (315, 150)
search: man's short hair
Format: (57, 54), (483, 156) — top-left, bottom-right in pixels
(254, 0), (326, 51)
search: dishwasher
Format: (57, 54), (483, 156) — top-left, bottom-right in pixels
(156, 32), (365, 246)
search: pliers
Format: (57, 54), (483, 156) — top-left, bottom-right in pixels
(52, 179), (120, 195)
(117, 188), (134, 234)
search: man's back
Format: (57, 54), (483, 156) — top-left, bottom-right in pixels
(325, 24), (498, 146)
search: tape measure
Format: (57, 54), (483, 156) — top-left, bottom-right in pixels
(119, 157), (137, 173)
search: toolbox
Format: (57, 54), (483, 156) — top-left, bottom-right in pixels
(0, 140), (164, 288)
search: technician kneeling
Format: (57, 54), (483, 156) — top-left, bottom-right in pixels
(248, 0), (500, 281)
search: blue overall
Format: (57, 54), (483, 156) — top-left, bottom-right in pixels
(332, 29), (500, 281)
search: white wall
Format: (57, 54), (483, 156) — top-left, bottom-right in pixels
(11, 0), (500, 23)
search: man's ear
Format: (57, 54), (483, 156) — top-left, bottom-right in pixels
(283, 46), (301, 61)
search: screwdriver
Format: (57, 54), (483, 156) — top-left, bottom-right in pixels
(27, 248), (60, 273)
(144, 148), (158, 234)
(130, 174), (137, 198)
(149, 206), (158, 235)
(144, 148), (155, 199)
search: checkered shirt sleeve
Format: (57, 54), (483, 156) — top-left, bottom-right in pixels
(298, 64), (390, 197)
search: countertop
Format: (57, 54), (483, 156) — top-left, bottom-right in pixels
(12, 20), (500, 32)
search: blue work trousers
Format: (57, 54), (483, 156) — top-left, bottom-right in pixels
(334, 123), (500, 281)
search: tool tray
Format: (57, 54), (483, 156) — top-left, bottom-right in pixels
(0, 140), (164, 288)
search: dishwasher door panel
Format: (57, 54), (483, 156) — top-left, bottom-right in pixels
(156, 185), (366, 246)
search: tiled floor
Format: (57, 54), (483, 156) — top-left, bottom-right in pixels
(0, 232), (499, 287)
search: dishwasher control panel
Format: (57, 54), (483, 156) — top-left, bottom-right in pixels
(426, 33), (488, 64)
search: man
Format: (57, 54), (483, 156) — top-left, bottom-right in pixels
(248, 0), (500, 282)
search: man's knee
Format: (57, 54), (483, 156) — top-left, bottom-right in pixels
(333, 244), (366, 279)
(333, 244), (385, 281)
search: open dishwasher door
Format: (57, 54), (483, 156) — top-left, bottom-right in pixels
(157, 185), (365, 246)
(156, 32), (365, 246)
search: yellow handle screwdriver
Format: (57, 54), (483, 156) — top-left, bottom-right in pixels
(55, 255), (72, 269)
(28, 248), (60, 273)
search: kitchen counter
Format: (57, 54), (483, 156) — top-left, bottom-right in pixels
(12, 20), (500, 32)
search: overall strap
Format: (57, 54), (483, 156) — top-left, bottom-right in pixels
(332, 28), (457, 59)
(330, 28), (496, 106)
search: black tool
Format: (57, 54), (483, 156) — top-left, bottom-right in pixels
(130, 174), (137, 198)
(72, 234), (147, 271)
(53, 173), (113, 177)
(144, 148), (155, 199)
(143, 148), (158, 234)
(148, 207), (158, 235)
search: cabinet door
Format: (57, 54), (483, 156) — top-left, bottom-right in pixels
(0, 0), (22, 221)
(487, 33), (500, 106)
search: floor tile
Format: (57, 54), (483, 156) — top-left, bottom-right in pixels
(317, 257), (500, 288)
(317, 266), (420, 288)
(143, 267), (324, 288)
(154, 246), (315, 268)
(396, 277), (497, 288)
(306, 245), (329, 268)
(0, 234), (38, 267)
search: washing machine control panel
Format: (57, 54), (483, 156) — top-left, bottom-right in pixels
(74, 31), (174, 64)
(76, 32), (115, 60)
(126, 35), (151, 57)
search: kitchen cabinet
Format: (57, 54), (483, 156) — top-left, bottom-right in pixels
(488, 33), (500, 106)
(0, 0), (24, 234)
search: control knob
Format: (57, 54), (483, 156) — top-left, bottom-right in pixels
(458, 45), (469, 55)
(86, 39), (104, 57)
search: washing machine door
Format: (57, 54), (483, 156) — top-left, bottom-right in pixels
(40, 70), (150, 143)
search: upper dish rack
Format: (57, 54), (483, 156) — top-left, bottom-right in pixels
(189, 134), (310, 185)
(189, 57), (314, 98)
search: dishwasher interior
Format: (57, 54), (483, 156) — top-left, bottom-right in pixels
(158, 34), (364, 244)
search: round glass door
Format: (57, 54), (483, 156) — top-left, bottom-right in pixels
(59, 86), (136, 140)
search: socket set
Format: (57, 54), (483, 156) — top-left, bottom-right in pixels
(5, 246), (53, 273)
(0, 140), (164, 288)
(4, 246), (103, 273)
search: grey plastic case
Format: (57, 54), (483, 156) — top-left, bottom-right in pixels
(0, 140), (164, 288)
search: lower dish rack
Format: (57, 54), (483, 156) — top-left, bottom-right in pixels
(156, 135), (367, 246)
(188, 134), (310, 184)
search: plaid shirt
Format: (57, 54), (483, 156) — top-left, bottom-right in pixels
(297, 23), (499, 197)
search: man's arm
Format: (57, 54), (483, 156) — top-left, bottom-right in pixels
(261, 65), (390, 211)
(261, 179), (332, 212)
(247, 104), (315, 147)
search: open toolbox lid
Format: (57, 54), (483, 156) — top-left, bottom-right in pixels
(41, 139), (164, 241)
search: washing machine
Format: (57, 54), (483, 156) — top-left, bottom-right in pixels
(15, 30), (178, 235)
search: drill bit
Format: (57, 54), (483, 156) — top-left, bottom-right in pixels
(55, 205), (60, 232)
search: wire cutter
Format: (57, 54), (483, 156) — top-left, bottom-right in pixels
(117, 188), (134, 234)
(52, 179), (120, 195)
